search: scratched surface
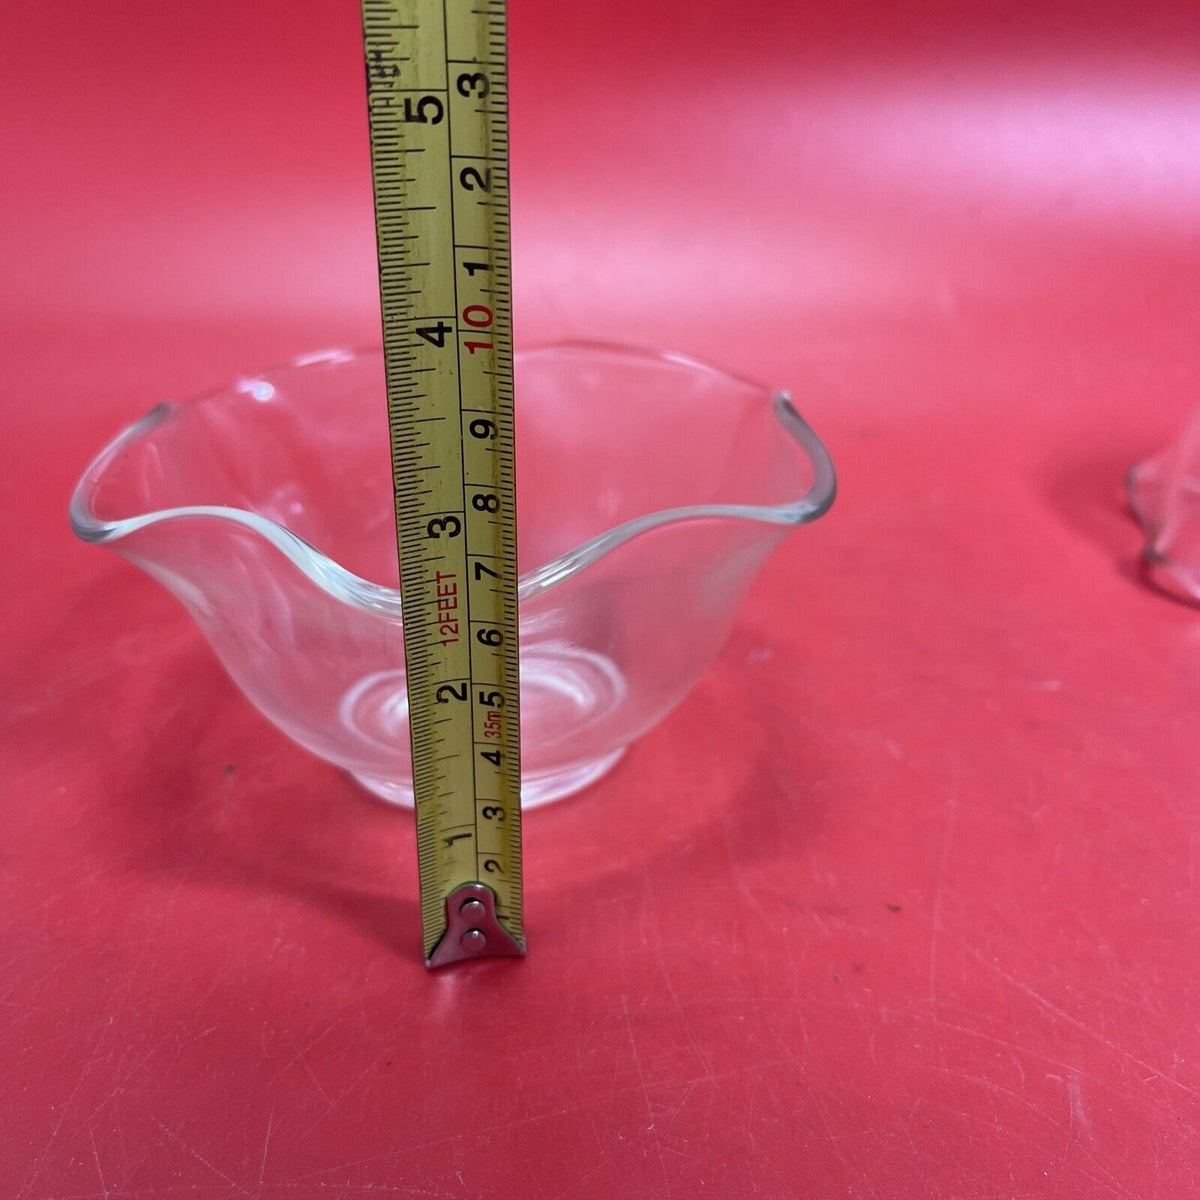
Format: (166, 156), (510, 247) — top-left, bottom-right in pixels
(3, 1), (1200, 1196)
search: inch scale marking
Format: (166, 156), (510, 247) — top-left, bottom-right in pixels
(361, 0), (523, 966)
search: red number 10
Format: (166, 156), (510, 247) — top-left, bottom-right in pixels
(463, 304), (493, 355)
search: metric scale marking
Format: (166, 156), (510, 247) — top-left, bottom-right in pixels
(361, 0), (523, 966)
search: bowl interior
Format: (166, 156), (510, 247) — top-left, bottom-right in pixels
(85, 345), (817, 587)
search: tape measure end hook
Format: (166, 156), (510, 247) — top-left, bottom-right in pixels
(425, 882), (525, 969)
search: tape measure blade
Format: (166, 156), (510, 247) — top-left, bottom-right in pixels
(361, 0), (523, 965)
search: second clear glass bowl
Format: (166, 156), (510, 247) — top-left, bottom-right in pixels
(70, 343), (836, 807)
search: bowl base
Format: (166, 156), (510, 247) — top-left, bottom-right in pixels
(351, 747), (626, 811)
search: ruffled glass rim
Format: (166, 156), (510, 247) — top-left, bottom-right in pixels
(69, 342), (837, 617)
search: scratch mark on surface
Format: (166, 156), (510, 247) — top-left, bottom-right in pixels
(279, 1098), (626, 1187)
(88, 1124), (109, 1198)
(917, 1016), (1185, 1128)
(644, 870), (716, 1083)
(965, 946), (1200, 1099)
(16, 1040), (101, 1200)
(547, 1150), (612, 1200)
(929, 790), (958, 1053)
(301, 1055), (335, 1108)
(1188, 819), (1199, 899)
(259, 1108), (276, 1185)
(1044, 1067), (1121, 1197)
(943, 1068), (1060, 1122)
(268, 1020), (340, 1084)
(844, 989), (941, 1200)
(767, 1021), (882, 1200)
(304, 1056), (384, 1135)
(49, 1186), (455, 1197)
(620, 993), (672, 1200)
(913, 1091), (1136, 1200)
(153, 1118), (255, 1198)
(1067, 1072), (1093, 1137)
(1050, 1073), (1136, 1200)
(274, 1061), (788, 1190)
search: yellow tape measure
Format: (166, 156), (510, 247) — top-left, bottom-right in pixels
(361, 0), (523, 966)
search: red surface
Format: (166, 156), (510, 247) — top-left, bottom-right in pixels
(3, 2), (1200, 1195)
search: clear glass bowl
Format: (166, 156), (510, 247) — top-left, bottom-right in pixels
(1128, 405), (1200, 605)
(70, 344), (836, 807)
